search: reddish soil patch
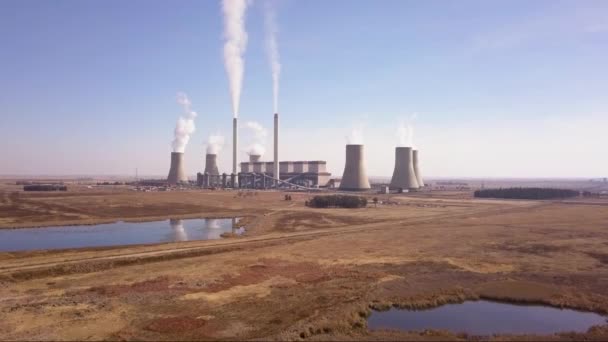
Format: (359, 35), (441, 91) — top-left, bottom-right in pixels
(144, 316), (207, 333)
(87, 276), (187, 297)
(205, 258), (350, 293)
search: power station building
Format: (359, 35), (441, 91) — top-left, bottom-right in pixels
(239, 158), (332, 188)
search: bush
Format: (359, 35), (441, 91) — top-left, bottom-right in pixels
(474, 187), (579, 200)
(307, 195), (368, 208)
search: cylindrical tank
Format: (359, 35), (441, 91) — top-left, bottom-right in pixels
(390, 147), (419, 190)
(339, 144), (371, 191)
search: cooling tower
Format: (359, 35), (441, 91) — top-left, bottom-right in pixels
(249, 154), (261, 163)
(274, 113), (279, 186)
(204, 154), (219, 176)
(339, 144), (371, 191)
(390, 147), (419, 190)
(413, 149), (425, 187)
(167, 152), (187, 185)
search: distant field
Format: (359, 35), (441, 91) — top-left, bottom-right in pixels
(1, 181), (608, 340)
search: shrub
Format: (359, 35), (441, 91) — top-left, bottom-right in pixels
(307, 195), (368, 208)
(474, 187), (579, 200)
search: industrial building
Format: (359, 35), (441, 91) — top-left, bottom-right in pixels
(238, 157), (332, 188)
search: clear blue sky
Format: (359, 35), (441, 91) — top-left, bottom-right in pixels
(1, 0), (607, 177)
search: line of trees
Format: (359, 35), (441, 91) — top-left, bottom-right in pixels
(474, 187), (579, 200)
(306, 195), (368, 208)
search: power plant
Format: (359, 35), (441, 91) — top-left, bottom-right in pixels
(390, 147), (419, 191)
(413, 149), (425, 187)
(179, 114), (428, 193)
(167, 152), (188, 185)
(339, 144), (371, 191)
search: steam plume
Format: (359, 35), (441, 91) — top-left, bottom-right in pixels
(206, 134), (225, 155)
(264, 1), (281, 113)
(397, 121), (414, 147)
(397, 114), (418, 147)
(222, 0), (249, 118)
(346, 125), (364, 145)
(172, 93), (197, 153)
(245, 121), (267, 156)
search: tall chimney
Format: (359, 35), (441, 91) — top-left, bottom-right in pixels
(413, 149), (425, 187)
(167, 152), (187, 185)
(339, 144), (371, 191)
(204, 154), (219, 175)
(274, 113), (279, 187)
(232, 117), (238, 175)
(390, 147), (419, 190)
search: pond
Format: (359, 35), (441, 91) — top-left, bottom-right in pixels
(368, 300), (607, 335)
(0, 218), (243, 252)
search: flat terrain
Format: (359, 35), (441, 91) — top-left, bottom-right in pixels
(1, 185), (608, 340)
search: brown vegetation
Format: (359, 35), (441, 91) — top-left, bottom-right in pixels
(1, 184), (608, 340)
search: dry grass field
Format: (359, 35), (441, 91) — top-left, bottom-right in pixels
(1, 183), (608, 340)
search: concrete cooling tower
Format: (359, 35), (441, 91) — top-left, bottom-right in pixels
(413, 149), (425, 187)
(339, 144), (371, 191)
(390, 147), (419, 190)
(167, 152), (188, 185)
(204, 154), (220, 175)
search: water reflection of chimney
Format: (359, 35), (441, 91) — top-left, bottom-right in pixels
(169, 219), (188, 242)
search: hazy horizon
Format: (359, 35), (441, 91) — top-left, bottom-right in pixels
(1, 0), (607, 178)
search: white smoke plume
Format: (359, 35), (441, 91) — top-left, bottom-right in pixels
(206, 134), (225, 155)
(397, 122), (414, 147)
(264, 0), (281, 113)
(248, 143), (266, 157)
(222, 0), (249, 118)
(346, 125), (364, 145)
(397, 114), (418, 147)
(172, 92), (197, 153)
(245, 121), (267, 156)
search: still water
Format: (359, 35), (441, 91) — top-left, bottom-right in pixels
(0, 218), (243, 252)
(368, 300), (607, 335)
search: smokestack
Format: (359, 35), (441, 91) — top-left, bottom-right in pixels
(339, 144), (371, 191)
(167, 152), (187, 185)
(249, 154), (261, 163)
(413, 149), (425, 187)
(274, 113), (279, 186)
(390, 147), (419, 190)
(233, 117), (238, 175)
(204, 154), (220, 175)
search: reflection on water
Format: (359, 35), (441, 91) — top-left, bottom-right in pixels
(170, 219), (188, 242)
(367, 300), (607, 335)
(0, 218), (243, 252)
